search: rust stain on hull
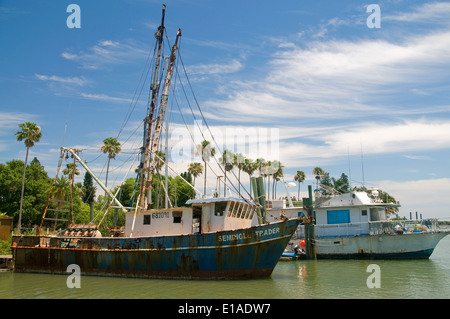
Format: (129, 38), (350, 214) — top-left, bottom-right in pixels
(12, 218), (301, 280)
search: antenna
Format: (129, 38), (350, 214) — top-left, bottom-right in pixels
(347, 146), (352, 190)
(360, 138), (365, 186)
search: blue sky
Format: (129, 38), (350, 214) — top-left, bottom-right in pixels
(2, 0), (450, 218)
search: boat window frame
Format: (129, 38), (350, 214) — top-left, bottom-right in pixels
(243, 205), (251, 219)
(241, 204), (249, 219)
(235, 202), (244, 218)
(231, 201), (239, 217)
(249, 206), (256, 219)
(227, 201), (235, 217)
(173, 211), (183, 223)
(143, 214), (151, 225)
(214, 201), (228, 216)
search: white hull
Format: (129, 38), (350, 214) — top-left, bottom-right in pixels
(293, 231), (450, 259)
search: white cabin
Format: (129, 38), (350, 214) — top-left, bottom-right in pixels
(123, 197), (260, 237)
(266, 191), (400, 238)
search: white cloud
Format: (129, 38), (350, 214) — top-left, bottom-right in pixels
(62, 39), (149, 69)
(0, 111), (38, 151)
(187, 59), (243, 76)
(80, 93), (132, 104)
(377, 178), (450, 219)
(203, 26), (450, 121)
(384, 2), (450, 24)
(35, 74), (88, 86)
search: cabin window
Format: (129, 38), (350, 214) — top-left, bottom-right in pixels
(236, 203), (244, 218)
(243, 205), (251, 219)
(173, 211), (182, 223)
(214, 202), (227, 216)
(227, 201), (235, 217)
(241, 204), (249, 219)
(327, 209), (350, 224)
(361, 209), (367, 216)
(143, 215), (151, 225)
(249, 206), (256, 219)
(231, 202), (239, 217)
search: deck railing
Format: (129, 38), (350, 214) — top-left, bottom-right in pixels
(292, 218), (440, 239)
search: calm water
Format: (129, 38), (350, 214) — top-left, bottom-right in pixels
(1, 235), (450, 299)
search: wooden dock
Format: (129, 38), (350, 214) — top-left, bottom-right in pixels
(0, 255), (12, 271)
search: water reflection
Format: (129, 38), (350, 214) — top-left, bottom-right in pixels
(1, 236), (450, 299)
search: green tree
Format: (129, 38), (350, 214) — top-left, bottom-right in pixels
(332, 173), (350, 193)
(219, 149), (234, 197)
(312, 167), (325, 189)
(52, 176), (71, 230)
(294, 170), (305, 201)
(63, 163), (80, 181)
(82, 172), (96, 221)
(234, 153), (245, 197)
(15, 122), (42, 232)
(242, 158), (257, 196)
(272, 161), (284, 199)
(187, 162), (203, 198)
(196, 140), (215, 196)
(101, 137), (121, 189)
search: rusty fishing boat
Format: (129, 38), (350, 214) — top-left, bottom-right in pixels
(11, 5), (300, 279)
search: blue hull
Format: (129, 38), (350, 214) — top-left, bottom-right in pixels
(12, 218), (300, 279)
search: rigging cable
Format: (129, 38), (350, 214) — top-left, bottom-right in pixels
(174, 45), (255, 203)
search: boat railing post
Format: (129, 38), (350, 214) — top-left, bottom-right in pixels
(303, 185), (316, 259)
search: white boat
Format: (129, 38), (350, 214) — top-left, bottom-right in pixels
(267, 186), (450, 259)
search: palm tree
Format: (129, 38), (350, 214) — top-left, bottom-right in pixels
(242, 158), (257, 196)
(234, 153), (245, 196)
(63, 163), (80, 181)
(218, 149), (234, 196)
(294, 170), (306, 201)
(52, 176), (71, 230)
(312, 167), (325, 189)
(268, 160), (283, 199)
(101, 137), (121, 189)
(15, 122), (42, 232)
(272, 163), (284, 199)
(188, 162), (203, 198)
(63, 162), (80, 220)
(196, 140), (215, 195)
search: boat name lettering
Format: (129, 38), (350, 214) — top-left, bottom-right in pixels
(152, 212), (169, 219)
(218, 227), (280, 242)
(255, 227), (280, 238)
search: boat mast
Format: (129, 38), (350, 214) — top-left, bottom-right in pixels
(145, 29), (181, 209)
(139, 6), (182, 210)
(139, 5), (166, 209)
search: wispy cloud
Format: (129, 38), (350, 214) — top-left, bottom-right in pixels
(35, 74), (88, 86)
(377, 178), (450, 218)
(384, 2), (450, 24)
(275, 119), (450, 168)
(187, 59), (243, 76)
(62, 39), (149, 69)
(80, 93), (132, 104)
(201, 27), (450, 125)
(0, 111), (38, 151)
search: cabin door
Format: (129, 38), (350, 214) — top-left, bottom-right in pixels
(193, 206), (202, 234)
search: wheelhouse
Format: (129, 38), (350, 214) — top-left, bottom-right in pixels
(124, 197), (260, 237)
